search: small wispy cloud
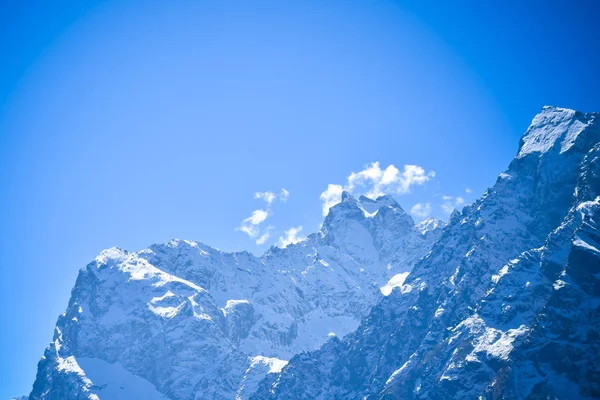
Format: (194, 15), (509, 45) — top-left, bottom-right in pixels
(319, 162), (435, 216)
(280, 188), (290, 202)
(441, 195), (465, 214)
(254, 191), (276, 206)
(465, 188), (472, 194)
(255, 188), (290, 206)
(239, 189), (292, 245)
(256, 233), (270, 245)
(410, 203), (432, 219)
(255, 225), (274, 245)
(277, 226), (306, 248)
(238, 209), (269, 238)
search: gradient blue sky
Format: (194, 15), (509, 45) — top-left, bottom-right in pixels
(1, 0), (599, 397)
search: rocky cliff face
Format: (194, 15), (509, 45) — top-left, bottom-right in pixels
(27, 191), (441, 399)
(252, 106), (600, 400)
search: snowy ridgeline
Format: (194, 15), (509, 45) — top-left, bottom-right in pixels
(252, 107), (600, 399)
(25, 184), (443, 399)
(23, 106), (600, 400)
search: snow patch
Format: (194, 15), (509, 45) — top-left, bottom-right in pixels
(573, 237), (600, 254)
(249, 356), (288, 374)
(380, 272), (410, 296)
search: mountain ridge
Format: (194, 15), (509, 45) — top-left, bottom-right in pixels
(22, 106), (600, 400)
(25, 191), (442, 400)
(252, 107), (600, 399)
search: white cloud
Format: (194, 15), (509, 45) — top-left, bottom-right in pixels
(247, 209), (268, 225)
(241, 188), (292, 244)
(238, 209), (269, 238)
(254, 191), (277, 206)
(398, 165), (436, 192)
(255, 228), (273, 245)
(277, 226), (306, 248)
(465, 188), (472, 194)
(441, 195), (465, 214)
(320, 162), (435, 215)
(255, 225), (275, 245)
(319, 184), (343, 216)
(348, 163), (385, 192)
(238, 224), (258, 238)
(410, 203), (432, 219)
(255, 232), (270, 245)
(255, 188), (290, 206)
(348, 162), (434, 198)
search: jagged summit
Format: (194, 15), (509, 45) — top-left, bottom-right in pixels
(448, 207), (461, 222)
(517, 105), (599, 159)
(27, 184), (442, 400)
(327, 190), (408, 219)
(340, 190), (355, 203)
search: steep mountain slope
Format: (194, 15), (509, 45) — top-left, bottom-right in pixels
(380, 143), (600, 399)
(27, 194), (441, 399)
(253, 106), (600, 399)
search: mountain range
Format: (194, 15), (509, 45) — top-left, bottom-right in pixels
(20, 106), (600, 399)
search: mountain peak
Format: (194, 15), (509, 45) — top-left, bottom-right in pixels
(340, 190), (356, 203)
(322, 192), (362, 226)
(327, 191), (360, 212)
(517, 106), (598, 159)
(28, 108), (600, 400)
(94, 247), (128, 268)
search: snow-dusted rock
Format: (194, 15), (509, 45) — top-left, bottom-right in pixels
(28, 106), (599, 400)
(27, 190), (441, 399)
(254, 106), (600, 400)
(236, 357), (287, 400)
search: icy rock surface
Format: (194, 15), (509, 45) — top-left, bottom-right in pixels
(27, 192), (441, 399)
(253, 107), (600, 400)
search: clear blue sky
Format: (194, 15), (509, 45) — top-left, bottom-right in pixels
(1, 0), (599, 397)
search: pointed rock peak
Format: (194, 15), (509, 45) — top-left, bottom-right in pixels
(341, 190), (357, 203)
(328, 191), (360, 212)
(449, 208), (461, 222)
(94, 247), (128, 268)
(517, 106), (599, 159)
(321, 191), (365, 233)
(321, 191), (360, 222)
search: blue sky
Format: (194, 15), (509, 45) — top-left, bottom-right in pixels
(1, 0), (599, 397)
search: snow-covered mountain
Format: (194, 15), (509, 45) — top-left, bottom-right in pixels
(26, 193), (442, 399)
(23, 106), (600, 400)
(252, 106), (600, 399)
